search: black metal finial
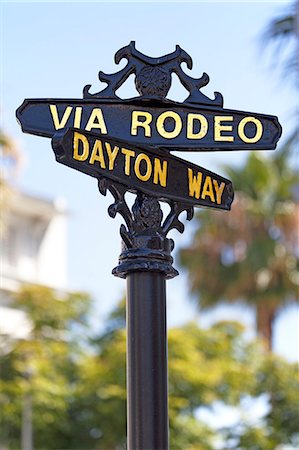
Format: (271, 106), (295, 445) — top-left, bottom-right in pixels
(83, 41), (223, 107)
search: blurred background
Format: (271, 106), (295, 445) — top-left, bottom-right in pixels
(1, 1), (298, 449)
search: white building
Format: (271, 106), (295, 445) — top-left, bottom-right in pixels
(0, 189), (67, 338)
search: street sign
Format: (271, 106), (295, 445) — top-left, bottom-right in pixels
(16, 41), (282, 152)
(16, 42), (282, 450)
(52, 128), (234, 210)
(17, 99), (281, 152)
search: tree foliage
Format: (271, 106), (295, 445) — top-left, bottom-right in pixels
(0, 128), (23, 235)
(262, 0), (299, 151)
(179, 149), (299, 350)
(0, 286), (91, 449)
(1, 287), (299, 449)
(263, 1), (298, 87)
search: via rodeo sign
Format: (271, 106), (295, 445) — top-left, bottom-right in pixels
(16, 42), (282, 211)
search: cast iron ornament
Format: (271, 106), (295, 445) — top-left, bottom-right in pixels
(83, 41), (223, 106)
(98, 176), (194, 279)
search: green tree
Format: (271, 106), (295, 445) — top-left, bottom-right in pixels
(0, 285), (91, 449)
(2, 289), (299, 449)
(179, 4), (299, 353)
(222, 352), (299, 449)
(75, 305), (299, 449)
(264, 1), (298, 80)
(179, 150), (298, 351)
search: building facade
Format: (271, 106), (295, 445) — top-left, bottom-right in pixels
(0, 190), (67, 338)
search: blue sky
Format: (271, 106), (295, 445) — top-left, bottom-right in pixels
(2, 1), (298, 360)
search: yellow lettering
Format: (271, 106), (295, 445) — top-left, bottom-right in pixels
(73, 132), (89, 161)
(131, 111), (152, 137)
(156, 111), (182, 139)
(89, 140), (106, 168)
(188, 168), (203, 199)
(134, 153), (152, 182)
(201, 176), (215, 202)
(213, 180), (225, 205)
(85, 108), (107, 133)
(50, 104), (72, 130)
(121, 148), (135, 175)
(238, 117), (263, 143)
(214, 116), (234, 142)
(74, 107), (82, 128)
(187, 113), (208, 139)
(105, 142), (119, 170)
(153, 158), (167, 187)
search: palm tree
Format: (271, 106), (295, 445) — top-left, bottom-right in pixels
(263, 0), (299, 149)
(179, 2), (299, 352)
(0, 129), (22, 234)
(264, 1), (298, 80)
(179, 149), (298, 351)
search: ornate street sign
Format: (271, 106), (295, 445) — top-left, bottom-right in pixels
(16, 42), (282, 152)
(52, 128), (234, 210)
(16, 43), (283, 450)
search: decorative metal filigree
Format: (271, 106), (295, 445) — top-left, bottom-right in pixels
(98, 177), (194, 278)
(83, 41), (223, 107)
(98, 177), (194, 243)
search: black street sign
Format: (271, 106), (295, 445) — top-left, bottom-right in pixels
(17, 98), (281, 152)
(52, 128), (234, 210)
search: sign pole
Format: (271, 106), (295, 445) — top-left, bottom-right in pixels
(126, 271), (168, 449)
(112, 192), (183, 450)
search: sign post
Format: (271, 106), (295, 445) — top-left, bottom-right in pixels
(126, 264), (169, 449)
(16, 41), (281, 449)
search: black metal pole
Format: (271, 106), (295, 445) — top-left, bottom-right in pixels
(113, 193), (179, 450)
(126, 271), (168, 450)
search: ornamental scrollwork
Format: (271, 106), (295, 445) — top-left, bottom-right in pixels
(83, 41), (223, 107)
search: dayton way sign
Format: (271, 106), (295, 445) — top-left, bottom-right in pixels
(16, 42), (282, 450)
(52, 128), (234, 211)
